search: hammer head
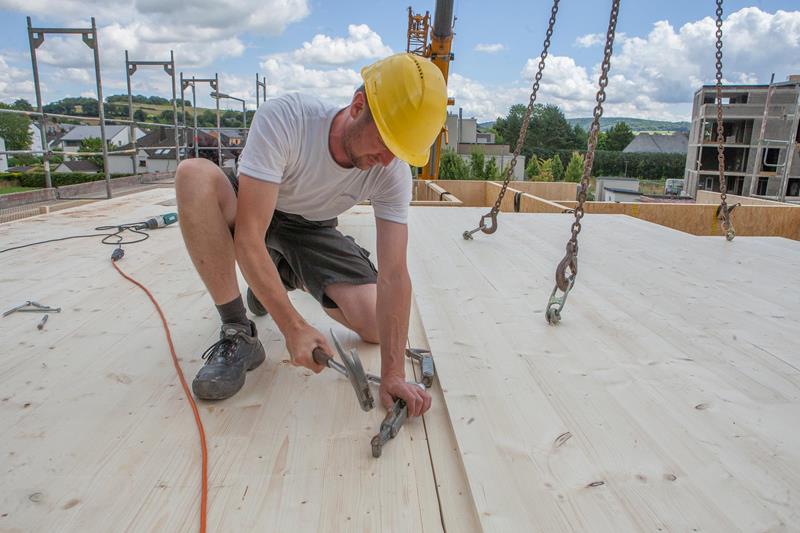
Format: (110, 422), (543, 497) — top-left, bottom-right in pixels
(331, 330), (375, 412)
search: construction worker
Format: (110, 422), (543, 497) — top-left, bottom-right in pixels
(175, 53), (447, 417)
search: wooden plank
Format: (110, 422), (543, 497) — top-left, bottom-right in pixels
(407, 297), (483, 533)
(0, 190), (443, 532)
(556, 201), (800, 240)
(406, 207), (800, 532)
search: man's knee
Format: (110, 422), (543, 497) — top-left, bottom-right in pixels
(175, 159), (229, 206)
(350, 317), (379, 344)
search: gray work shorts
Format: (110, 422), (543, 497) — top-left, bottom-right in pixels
(228, 174), (377, 309)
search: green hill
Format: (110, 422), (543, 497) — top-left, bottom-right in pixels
(565, 117), (690, 133)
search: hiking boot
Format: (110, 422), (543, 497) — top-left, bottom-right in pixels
(192, 320), (266, 400)
(246, 287), (268, 317)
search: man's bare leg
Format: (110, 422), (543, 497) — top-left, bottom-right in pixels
(175, 158), (265, 401)
(175, 158), (239, 305)
(324, 283), (379, 343)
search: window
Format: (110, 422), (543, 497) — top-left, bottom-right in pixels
(788, 179), (800, 198)
(138, 160), (147, 168)
(732, 176), (744, 195)
(762, 148), (780, 171)
(705, 177), (714, 190)
(757, 177), (769, 196)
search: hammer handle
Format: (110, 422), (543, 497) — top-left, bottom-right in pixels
(312, 347), (332, 367)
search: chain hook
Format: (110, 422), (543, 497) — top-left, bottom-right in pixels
(462, 211), (498, 240)
(716, 202), (740, 242)
(555, 241), (578, 292)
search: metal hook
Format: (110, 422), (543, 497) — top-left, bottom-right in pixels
(462, 211), (498, 240)
(554, 242), (578, 292)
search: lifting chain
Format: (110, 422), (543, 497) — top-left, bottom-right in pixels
(545, 0), (620, 325)
(462, 0), (560, 240)
(714, 0), (736, 241)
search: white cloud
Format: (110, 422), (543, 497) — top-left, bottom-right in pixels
(474, 43), (505, 54)
(0, 0), (309, 103)
(451, 7), (800, 122)
(574, 33), (604, 48)
(0, 54), (35, 104)
(258, 57), (362, 107)
(579, 8), (800, 109)
(291, 24), (392, 65)
(250, 24), (393, 108)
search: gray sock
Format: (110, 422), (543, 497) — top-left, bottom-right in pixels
(216, 296), (248, 327)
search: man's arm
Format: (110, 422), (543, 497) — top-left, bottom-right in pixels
(234, 173), (330, 372)
(375, 217), (432, 416)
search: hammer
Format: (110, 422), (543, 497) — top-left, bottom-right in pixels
(312, 330), (379, 412)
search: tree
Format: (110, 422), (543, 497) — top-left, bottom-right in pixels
(438, 148), (470, 180)
(469, 151), (485, 180)
(573, 124), (588, 148)
(159, 109), (175, 123)
(538, 158), (554, 182)
(78, 137), (104, 171)
(133, 109), (147, 122)
(525, 157), (540, 181)
(0, 102), (32, 150)
(492, 103), (526, 148)
(484, 157), (499, 181)
(551, 154), (565, 181)
(596, 131), (609, 151)
(565, 152), (584, 183)
(605, 121), (635, 151)
(12, 99), (33, 111)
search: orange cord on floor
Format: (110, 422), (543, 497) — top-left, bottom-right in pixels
(112, 258), (208, 533)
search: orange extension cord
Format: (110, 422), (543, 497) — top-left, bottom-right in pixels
(112, 258), (208, 533)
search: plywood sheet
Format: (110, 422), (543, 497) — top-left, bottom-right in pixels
(407, 207), (800, 532)
(0, 190), (445, 532)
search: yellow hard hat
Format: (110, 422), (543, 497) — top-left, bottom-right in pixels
(361, 53), (447, 167)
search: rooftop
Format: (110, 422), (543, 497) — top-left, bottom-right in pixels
(1, 187), (798, 531)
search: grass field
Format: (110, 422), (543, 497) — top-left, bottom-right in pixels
(0, 186), (38, 195)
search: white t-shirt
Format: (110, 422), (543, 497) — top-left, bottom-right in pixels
(237, 93), (412, 224)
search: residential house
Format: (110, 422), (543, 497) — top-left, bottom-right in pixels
(50, 125), (146, 157)
(442, 108), (525, 180)
(54, 160), (99, 173)
(0, 137), (7, 172)
(624, 132), (689, 154)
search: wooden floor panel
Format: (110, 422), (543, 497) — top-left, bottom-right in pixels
(3, 191), (798, 532)
(407, 207), (799, 532)
(0, 190), (447, 533)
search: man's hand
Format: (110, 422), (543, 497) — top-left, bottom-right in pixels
(285, 324), (330, 374)
(380, 374), (432, 417)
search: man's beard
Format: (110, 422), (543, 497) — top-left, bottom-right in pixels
(342, 128), (371, 170)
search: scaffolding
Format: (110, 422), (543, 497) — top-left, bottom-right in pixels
(125, 50), (180, 175)
(256, 74), (267, 108)
(26, 16), (111, 196)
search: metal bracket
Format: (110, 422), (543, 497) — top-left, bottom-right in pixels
(30, 31), (44, 49)
(164, 64), (174, 76)
(128, 64), (137, 76)
(81, 32), (96, 50)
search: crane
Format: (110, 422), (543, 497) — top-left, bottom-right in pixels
(407, 1), (455, 179)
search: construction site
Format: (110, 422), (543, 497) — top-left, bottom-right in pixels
(1, 1), (799, 532)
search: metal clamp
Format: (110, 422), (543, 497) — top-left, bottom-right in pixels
(716, 202), (740, 242)
(463, 211), (498, 240)
(545, 276), (575, 325)
(3, 301), (61, 317)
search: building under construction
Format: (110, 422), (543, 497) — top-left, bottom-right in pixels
(684, 75), (800, 202)
(1, 1), (800, 532)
